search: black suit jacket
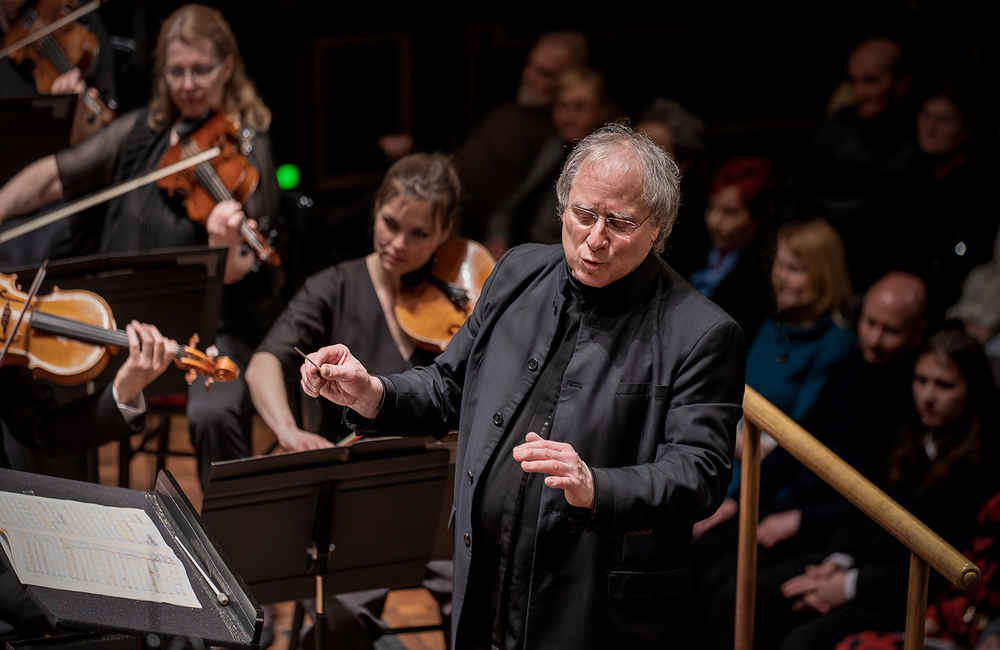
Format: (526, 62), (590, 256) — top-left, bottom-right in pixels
(362, 245), (746, 648)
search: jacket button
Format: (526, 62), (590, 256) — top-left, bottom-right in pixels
(464, 533), (471, 547)
(527, 358), (538, 371)
(467, 470), (474, 484)
(493, 412), (503, 426)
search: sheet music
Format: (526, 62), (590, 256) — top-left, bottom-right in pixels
(0, 492), (201, 608)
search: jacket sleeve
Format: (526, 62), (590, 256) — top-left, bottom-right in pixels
(359, 247), (513, 438)
(2, 368), (142, 458)
(593, 318), (746, 535)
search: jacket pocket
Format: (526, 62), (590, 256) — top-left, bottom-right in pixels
(607, 568), (691, 599)
(616, 382), (670, 400)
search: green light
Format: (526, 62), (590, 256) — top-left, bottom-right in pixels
(276, 164), (300, 190)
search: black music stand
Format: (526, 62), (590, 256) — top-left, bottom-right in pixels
(0, 468), (262, 648)
(201, 436), (452, 649)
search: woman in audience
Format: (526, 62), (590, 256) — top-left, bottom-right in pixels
(904, 80), (998, 321)
(245, 152), (460, 452)
(687, 156), (773, 344)
(748, 218), (856, 424)
(709, 328), (1000, 650)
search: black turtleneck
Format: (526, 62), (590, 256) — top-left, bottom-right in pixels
(460, 255), (660, 650)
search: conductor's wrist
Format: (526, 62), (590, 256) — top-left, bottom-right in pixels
(353, 376), (385, 420)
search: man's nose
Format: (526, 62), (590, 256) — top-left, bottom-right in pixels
(587, 219), (610, 248)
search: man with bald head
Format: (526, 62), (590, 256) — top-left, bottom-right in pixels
(782, 36), (918, 292)
(703, 271), (928, 649)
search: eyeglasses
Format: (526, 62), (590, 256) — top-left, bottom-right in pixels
(564, 205), (651, 237)
(162, 60), (223, 85)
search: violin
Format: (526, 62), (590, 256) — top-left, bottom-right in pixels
(157, 111), (280, 266)
(394, 239), (496, 354)
(2, 0), (115, 125)
(0, 272), (238, 388)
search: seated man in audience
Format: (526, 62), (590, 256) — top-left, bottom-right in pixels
(452, 31), (587, 241)
(691, 272), (928, 635)
(485, 67), (617, 257)
(635, 98), (708, 279)
(781, 37), (918, 292)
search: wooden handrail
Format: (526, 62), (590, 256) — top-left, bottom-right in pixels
(735, 385), (981, 650)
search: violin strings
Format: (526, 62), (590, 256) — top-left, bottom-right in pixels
(180, 141), (265, 256)
(29, 311), (183, 358)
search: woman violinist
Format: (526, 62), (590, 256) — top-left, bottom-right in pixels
(0, 0), (118, 145)
(0, 4), (279, 488)
(245, 153), (462, 452)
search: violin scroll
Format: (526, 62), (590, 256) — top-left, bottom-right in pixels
(176, 334), (240, 392)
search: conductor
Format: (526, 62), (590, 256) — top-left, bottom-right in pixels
(300, 124), (745, 650)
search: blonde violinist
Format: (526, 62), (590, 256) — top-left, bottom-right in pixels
(0, 4), (279, 488)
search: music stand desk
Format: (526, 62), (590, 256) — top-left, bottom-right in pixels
(201, 437), (450, 606)
(0, 469), (262, 648)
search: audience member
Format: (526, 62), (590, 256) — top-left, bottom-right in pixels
(835, 487), (1000, 650)
(635, 98), (708, 279)
(781, 36), (918, 293)
(718, 219), (855, 500)
(711, 328), (1000, 650)
(485, 67), (616, 256)
(687, 156), (773, 344)
(452, 31), (587, 242)
(902, 81), (999, 322)
(946, 229), (1000, 385)
(691, 272), (927, 645)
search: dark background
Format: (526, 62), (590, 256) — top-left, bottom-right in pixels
(94, 0), (996, 206)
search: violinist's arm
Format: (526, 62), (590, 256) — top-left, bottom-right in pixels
(0, 156), (64, 225)
(246, 351), (334, 452)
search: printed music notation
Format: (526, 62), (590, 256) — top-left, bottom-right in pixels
(0, 491), (201, 609)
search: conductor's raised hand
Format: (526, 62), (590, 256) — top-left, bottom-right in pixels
(514, 432), (594, 508)
(300, 344), (384, 419)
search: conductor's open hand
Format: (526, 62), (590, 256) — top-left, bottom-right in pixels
(299, 344), (384, 419)
(514, 432), (594, 508)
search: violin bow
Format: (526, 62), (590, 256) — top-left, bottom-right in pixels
(0, 146), (220, 244)
(0, 260), (47, 365)
(0, 0), (102, 61)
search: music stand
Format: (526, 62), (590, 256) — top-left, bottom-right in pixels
(0, 468), (262, 648)
(201, 437), (451, 649)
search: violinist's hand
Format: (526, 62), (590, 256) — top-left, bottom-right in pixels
(206, 200), (251, 248)
(113, 321), (176, 405)
(300, 344), (384, 420)
(54, 68), (103, 146)
(514, 432), (594, 508)
(50, 68), (86, 95)
(208, 200), (256, 284)
(274, 426), (335, 453)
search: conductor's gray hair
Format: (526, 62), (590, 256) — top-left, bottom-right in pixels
(556, 122), (681, 255)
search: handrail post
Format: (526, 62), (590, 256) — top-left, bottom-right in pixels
(903, 553), (930, 650)
(735, 419), (761, 650)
